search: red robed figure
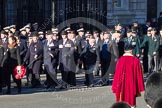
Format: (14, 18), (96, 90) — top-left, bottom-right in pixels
(112, 55), (145, 107)
(13, 66), (26, 79)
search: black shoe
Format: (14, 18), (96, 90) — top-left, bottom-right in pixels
(18, 90), (21, 94)
(87, 84), (94, 88)
(6, 90), (11, 94)
(25, 82), (31, 86)
(35, 84), (42, 88)
(46, 86), (56, 91)
(31, 82), (41, 88)
(17, 88), (21, 94)
(0, 89), (2, 95)
(84, 81), (87, 85)
(46, 85), (50, 89)
(0, 88), (2, 93)
(31, 84), (37, 88)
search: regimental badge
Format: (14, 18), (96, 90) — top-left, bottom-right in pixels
(74, 46), (77, 50)
(65, 44), (71, 48)
(154, 39), (157, 41)
(59, 44), (63, 48)
(49, 42), (54, 47)
(132, 42), (136, 45)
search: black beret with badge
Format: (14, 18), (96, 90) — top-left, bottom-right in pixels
(31, 31), (39, 37)
(61, 31), (67, 35)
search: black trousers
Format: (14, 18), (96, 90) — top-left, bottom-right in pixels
(44, 65), (57, 87)
(26, 68), (32, 84)
(85, 73), (94, 86)
(0, 67), (3, 92)
(31, 73), (40, 87)
(46, 73), (57, 87)
(4, 68), (21, 91)
(101, 59), (110, 77)
(61, 71), (76, 86)
(101, 59), (110, 85)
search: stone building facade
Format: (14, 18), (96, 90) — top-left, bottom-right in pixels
(0, 0), (161, 29)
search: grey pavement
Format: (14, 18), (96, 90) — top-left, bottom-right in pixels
(0, 74), (148, 108)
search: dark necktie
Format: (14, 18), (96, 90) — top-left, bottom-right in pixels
(102, 42), (108, 59)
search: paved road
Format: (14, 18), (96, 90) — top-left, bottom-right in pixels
(0, 74), (147, 108)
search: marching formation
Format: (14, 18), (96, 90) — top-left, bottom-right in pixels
(0, 20), (161, 96)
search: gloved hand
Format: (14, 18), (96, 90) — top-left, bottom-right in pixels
(34, 55), (38, 60)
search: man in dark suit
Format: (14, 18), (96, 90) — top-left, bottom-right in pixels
(100, 32), (112, 86)
(14, 33), (28, 62)
(79, 37), (100, 87)
(114, 31), (125, 57)
(67, 30), (78, 84)
(0, 30), (8, 51)
(76, 28), (86, 54)
(0, 30), (8, 92)
(58, 31), (75, 87)
(43, 31), (59, 89)
(75, 28), (87, 73)
(93, 30), (103, 76)
(0, 41), (4, 93)
(108, 32), (119, 78)
(24, 32), (43, 88)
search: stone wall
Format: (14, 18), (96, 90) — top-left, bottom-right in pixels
(107, 0), (147, 26)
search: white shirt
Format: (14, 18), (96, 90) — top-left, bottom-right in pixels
(95, 37), (99, 44)
(63, 38), (67, 45)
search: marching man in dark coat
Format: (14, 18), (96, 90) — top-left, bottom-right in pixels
(14, 33), (28, 62)
(0, 40), (4, 93)
(43, 31), (59, 89)
(100, 32), (113, 86)
(67, 31), (77, 85)
(79, 37), (100, 87)
(58, 31), (75, 87)
(24, 32), (43, 88)
(0, 30), (8, 51)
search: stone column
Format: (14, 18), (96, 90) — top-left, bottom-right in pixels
(51, 0), (55, 27)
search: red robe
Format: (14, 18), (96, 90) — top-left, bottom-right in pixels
(112, 56), (145, 106)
